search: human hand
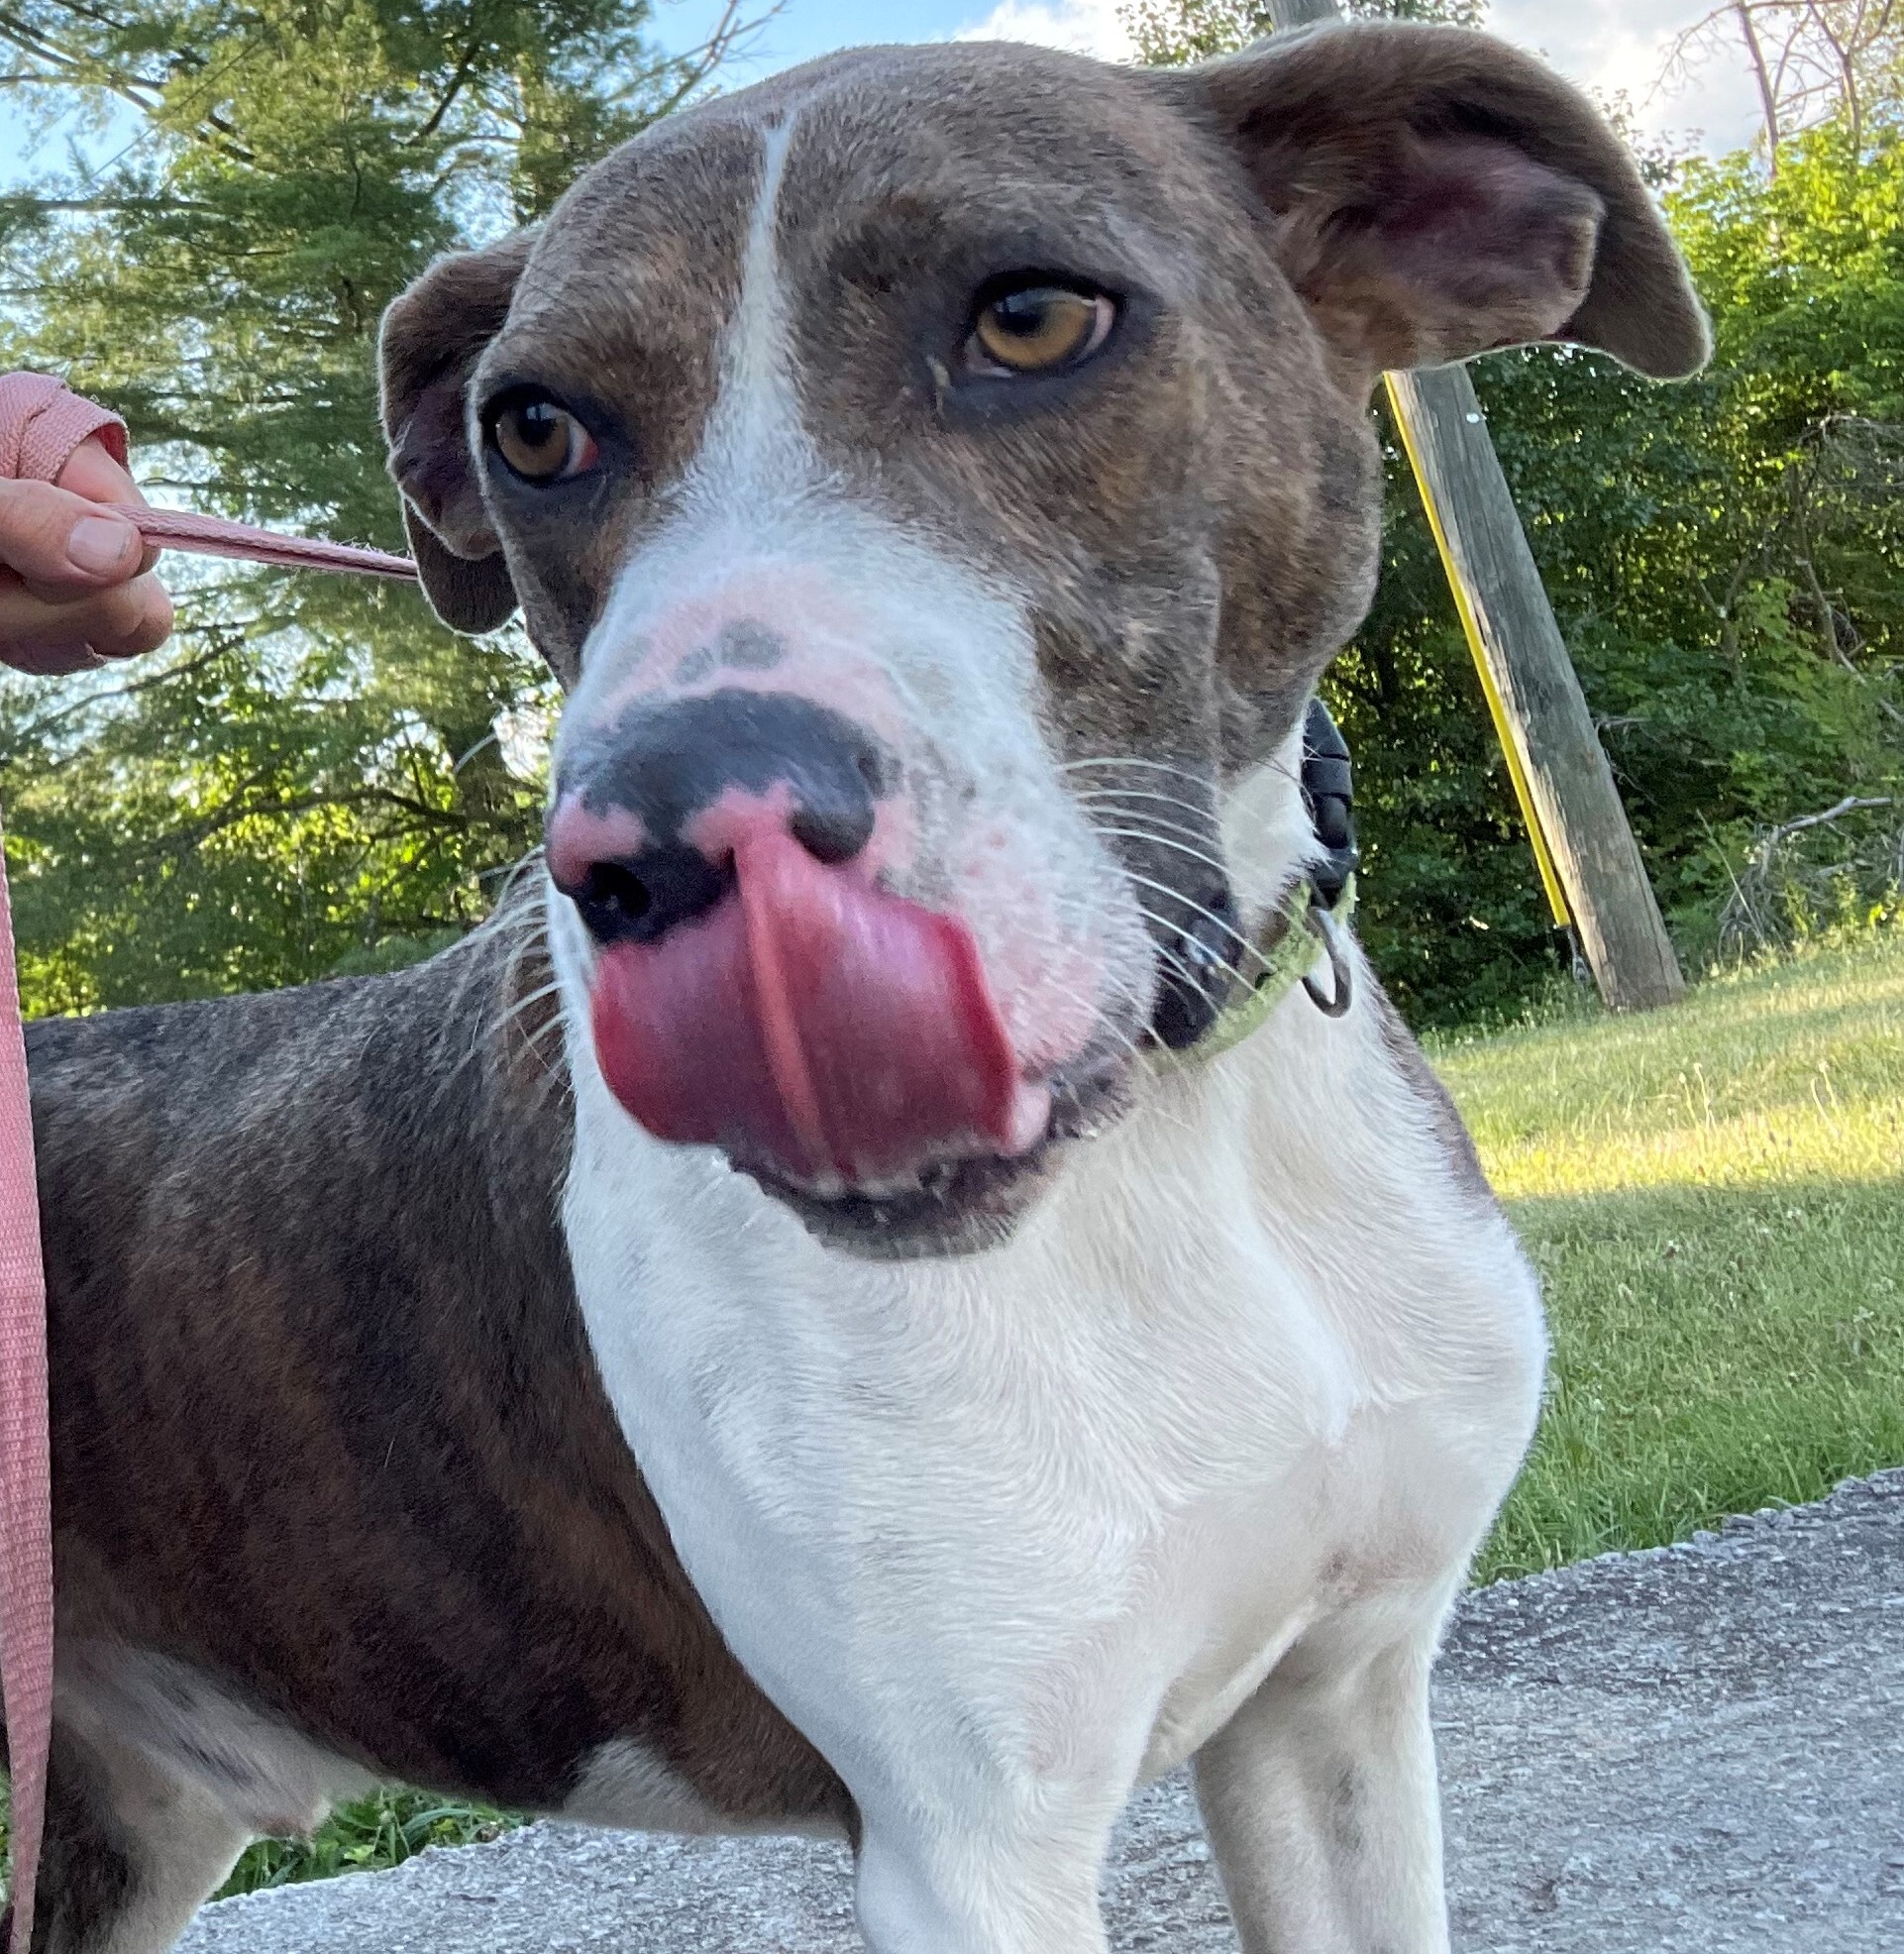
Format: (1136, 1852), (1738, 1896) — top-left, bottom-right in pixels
(0, 436), (173, 676)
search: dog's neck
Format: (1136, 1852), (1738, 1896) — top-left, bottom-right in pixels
(1219, 732), (1325, 936)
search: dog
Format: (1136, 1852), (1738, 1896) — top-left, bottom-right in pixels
(18, 21), (1706, 1952)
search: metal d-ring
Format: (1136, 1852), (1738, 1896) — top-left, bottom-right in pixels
(1302, 901), (1353, 1019)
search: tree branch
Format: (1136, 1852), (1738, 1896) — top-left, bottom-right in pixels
(1737, 0), (1784, 164)
(407, 32), (485, 146)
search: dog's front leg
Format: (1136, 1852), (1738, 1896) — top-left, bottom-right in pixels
(853, 1811), (1113, 1954)
(1194, 1624), (1449, 1954)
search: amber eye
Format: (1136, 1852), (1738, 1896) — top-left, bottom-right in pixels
(968, 283), (1115, 376)
(489, 392), (598, 483)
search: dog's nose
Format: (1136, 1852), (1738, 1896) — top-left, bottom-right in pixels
(548, 689), (893, 948)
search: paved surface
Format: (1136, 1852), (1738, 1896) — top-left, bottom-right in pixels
(180, 1471), (1904, 1952)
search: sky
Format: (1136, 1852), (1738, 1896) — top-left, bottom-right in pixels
(667, 0), (1764, 149)
(0, 0), (1763, 189)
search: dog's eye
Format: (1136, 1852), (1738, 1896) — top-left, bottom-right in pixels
(488, 392), (598, 483)
(967, 283), (1115, 377)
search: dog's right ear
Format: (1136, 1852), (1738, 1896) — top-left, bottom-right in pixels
(1172, 24), (1710, 398)
(378, 231), (536, 634)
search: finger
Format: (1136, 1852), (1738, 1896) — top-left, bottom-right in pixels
(54, 438), (162, 577)
(0, 476), (148, 598)
(91, 573), (174, 659)
(0, 572), (173, 674)
(54, 436), (145, 507)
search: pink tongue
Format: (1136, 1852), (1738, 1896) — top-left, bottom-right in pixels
(588, 831), (1045, 1186)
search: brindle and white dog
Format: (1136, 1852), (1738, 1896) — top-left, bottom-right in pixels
(19, 22), (1706, 1953)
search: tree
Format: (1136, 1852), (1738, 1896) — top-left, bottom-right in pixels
(1661, 2), (1904, 169)
(6, 1), (1899, 1026)
(0, 0), (738, 1012)
(1122, 0), (1480, 67)
(1124, 0), (1904, 1022)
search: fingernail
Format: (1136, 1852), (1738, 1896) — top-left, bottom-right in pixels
(67, 515), (138, 575)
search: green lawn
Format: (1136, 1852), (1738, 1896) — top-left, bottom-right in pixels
(1434, 930), (1904, 1581)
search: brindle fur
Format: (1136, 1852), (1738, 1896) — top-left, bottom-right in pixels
(28, 916), (850, 1946)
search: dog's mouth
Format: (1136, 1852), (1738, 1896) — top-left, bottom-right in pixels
(579, 827), (1128, 1246)
(743, 1046), (1136, 1257)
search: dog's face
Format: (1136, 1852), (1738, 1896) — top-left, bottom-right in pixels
(380, 25), (1704, 1255)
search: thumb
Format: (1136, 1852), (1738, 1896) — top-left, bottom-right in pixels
(0, 476), (147, 597)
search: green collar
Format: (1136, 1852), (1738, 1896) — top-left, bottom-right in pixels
(1159, 873), (1357, 1068)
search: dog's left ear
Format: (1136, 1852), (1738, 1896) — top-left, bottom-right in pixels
(1172, 22), (1710, 393)
(378, 229), (538, 636)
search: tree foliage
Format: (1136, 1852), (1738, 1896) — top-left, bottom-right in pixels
(1122, 0), (1482, 69)
(0, 0), (731, 1010)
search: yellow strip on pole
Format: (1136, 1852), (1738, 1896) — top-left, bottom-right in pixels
(1384, 375), (1574, 928)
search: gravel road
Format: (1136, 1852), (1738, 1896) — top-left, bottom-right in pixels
(178, 1468), (1904, 1952)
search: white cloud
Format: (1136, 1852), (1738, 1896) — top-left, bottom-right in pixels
(955, 0), (1134, 61)
(1489, 0), (1763, 153)
(953, 0), (1766, 154)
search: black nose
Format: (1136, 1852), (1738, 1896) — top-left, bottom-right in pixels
(549, 689), (895, 948)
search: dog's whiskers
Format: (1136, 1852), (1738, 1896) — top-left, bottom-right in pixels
(1136, 912), (1269, 1017)
(1138, 919), (1262, 1025)
(1063, 752), (1304, 797)
(1084, 821), (1235, 885)
(1073, 785), (1224, 834)
(1060, 755), (1220, 793)
(1025, 977), (1203, 1138)
(1119, 871), (1267, 987)
(494, 978), (566, 1038)
(1036, 979), (1148, 1072)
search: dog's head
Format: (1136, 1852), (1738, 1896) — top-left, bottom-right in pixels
(379, 23), (1705, 1255)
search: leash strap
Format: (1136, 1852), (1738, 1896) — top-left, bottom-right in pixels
(0, 378), (416, 1949)
(0, 371), (99, 1954)
(108, 504), (417, 581)
(0, 818), (52, 1954)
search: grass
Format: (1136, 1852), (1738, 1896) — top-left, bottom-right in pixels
(0, 1782), (517, 1905)
(1433, 929), (1904, 1581)
(11, 932), (1903, 1896)
(216, 1790), (516, 1899)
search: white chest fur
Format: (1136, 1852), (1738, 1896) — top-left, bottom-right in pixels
(558, 952), (1544, 1875)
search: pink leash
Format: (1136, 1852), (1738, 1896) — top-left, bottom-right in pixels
(106, 505), (417, 581)
(1, 474), (414, 1952)
(0, 850), (51, 1954)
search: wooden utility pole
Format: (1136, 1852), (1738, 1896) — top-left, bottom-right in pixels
(1264, 0), (1686, 1011)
